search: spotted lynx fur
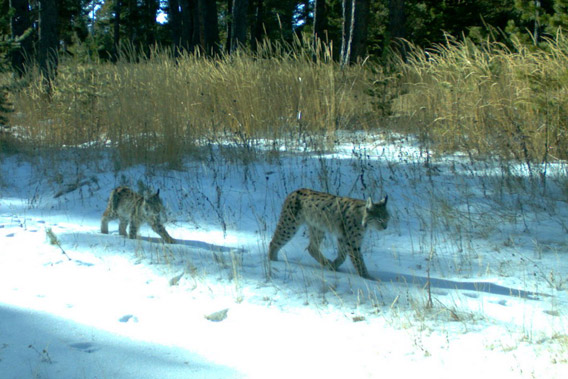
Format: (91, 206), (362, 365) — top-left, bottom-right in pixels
(100, 186), (175, 244)
(268, 188), (389, 279)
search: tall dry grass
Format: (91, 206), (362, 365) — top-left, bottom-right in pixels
(7, 39), (378, 166)
(5, 34), (568, 168)
(391, 33), (568, 165)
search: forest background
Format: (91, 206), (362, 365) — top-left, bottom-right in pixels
(0, 0), (567, 169)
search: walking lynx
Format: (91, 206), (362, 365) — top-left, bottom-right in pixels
(100, 186), (175, 244)
(268, 188), (389, 279)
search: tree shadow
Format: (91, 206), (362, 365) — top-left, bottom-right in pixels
(0, 304), (242, 378)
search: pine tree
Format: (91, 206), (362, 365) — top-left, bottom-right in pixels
(548, 0), (568, 33)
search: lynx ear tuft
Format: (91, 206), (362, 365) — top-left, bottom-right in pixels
(381, 195), (388, 205)
(156, 189), (160, 196)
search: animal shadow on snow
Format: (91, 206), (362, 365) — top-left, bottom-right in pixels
(369, 269), (547, 301)
(140, 235), (245, 253)
(275, 257), (546, 302)
(56, 231), (245, 259)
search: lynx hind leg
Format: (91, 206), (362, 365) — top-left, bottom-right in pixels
(100, 207), (115, 234)
(100, 214), (110, 234)
(307, 226), (333, 268)
(269, 191), (304, 261)
(268, 222), (299, 261)
(268, 212), (301, 261)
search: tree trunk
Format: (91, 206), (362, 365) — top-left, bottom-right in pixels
(388, 0), (406, 59)
(125, 0), (137, 46)
(313, 0), (327, 42)
(533, 0), (541, 45)
(38, 0), (58, 92)
(231, 0), (249, 52)
(112, 0), (122, 61)
(169, 0), (182, 48)
(142, 0), (159, 47)
(351, 0), (369, 62)
(388, 0), (405, 39)
(341, 0), (369, 65)
(226, 0), (233, 52)
(250, 0), (264, 51)
(180, 0), (196, 52)
(340, 0), (354, 66)
(9, 0), (32, 76)
(190, 0), (200, 50)
(197, 0), (220, 56)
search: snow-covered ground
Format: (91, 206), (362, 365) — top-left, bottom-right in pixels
(1, 134), (567, 378)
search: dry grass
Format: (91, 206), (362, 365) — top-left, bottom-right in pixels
(391, 33), (568, 164)
(3, 35), (568, 168)
(6, 39), (377, 166)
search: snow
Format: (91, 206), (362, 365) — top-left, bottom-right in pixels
(1, 134), (567, 378)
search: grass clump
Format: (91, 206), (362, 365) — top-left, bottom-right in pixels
(6, 40), (377, 166)
(4, 34), (568, 169)
(391, 33), (568, 164)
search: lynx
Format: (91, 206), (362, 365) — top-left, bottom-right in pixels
(100, 186), (175, 244)
(268, 188), (389, 279)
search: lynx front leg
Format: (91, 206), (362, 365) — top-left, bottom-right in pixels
(127, 219), (139, 239)
(338, 238), (371, 279)
(307, 226), (333, 268)
(118, 217), (129, 236)
(349, 247), (370, 279)
(332, 237), (349, 270)
(151, 223), (175, 244)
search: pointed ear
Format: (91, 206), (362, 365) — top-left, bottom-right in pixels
(381, 195), (388, 205)
(366, 197), (373, 209)
(156, 189), (160, 196)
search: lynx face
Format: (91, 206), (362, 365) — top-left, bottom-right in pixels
(140, 191), (169, 225)
(268, 188), (390, 279)
(100, 186), (174, 244)
(362, 197), (389, 230)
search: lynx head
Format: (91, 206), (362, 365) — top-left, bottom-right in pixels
(142, 189), (168, 222)
(362, 195), (389, 230)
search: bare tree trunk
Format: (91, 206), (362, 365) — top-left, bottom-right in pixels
(388, 0), (406, 60)
(181, 0), (197, 52)
(226, 0), (233, 52)
(126, 0), (137, 46)
(170, 0), (182, 49)
(112, 0), (121, 61)
(250, 0), (264, 51)
(171, 0), (195, 53)
(533, 0), (541, 45)
(197, 0), (220, 56)
(340, 0), (354, 66)
(388, 0), (405, 39)
(341, 0), (369, 65)
(142, 0), (159, 47)
(38, 0), (58, 94)
(351, 0), (369, 62)
(231, 0), (249, 52)
(9, 0), (32, 76)
(313, 0), (327, 42)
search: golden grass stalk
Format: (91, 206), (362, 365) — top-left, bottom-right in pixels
(392, 33), (568, 163)
(7, 38), (377, 165)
